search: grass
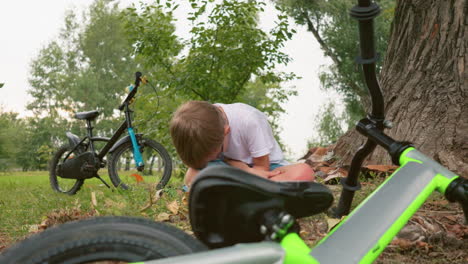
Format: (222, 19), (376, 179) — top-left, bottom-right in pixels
(0, 170), (186, 243)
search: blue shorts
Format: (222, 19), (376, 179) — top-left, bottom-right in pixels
(207, 159), (284, 171)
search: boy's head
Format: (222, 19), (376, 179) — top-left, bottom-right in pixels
(170, 101), (228, 169)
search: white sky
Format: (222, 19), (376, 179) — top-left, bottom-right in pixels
(0, 0), (332, 160)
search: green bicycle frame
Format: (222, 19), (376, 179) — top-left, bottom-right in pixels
(136, 148), (459, 264)
(307, 147), (458, 263)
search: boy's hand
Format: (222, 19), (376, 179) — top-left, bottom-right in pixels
(225, 158), (282, 179)
(254, 168), (282, 179)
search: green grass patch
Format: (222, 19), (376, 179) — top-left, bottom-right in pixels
(0, 171), (185, 243)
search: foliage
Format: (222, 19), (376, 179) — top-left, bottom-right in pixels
(275, 0), (394, 132)
(0, 109), (27, 171)
(307, 102), (346, 147)
(123, 0), (300, 155)
(22, 0), (300, 170)
(23, 0), (140, 170)
(28, 0), (138, 134)
(124, 0), (296, 102)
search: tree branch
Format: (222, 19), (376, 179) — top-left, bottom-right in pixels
(302, 11), (341, 65)
(302, 11), (370, 109)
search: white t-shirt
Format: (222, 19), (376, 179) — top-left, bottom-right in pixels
(215, 103), (288, 166)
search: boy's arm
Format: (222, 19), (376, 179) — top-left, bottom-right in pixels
(184, 167), (200, 186)
(226, 156), (281, 179)
(251, 155), (270, 172)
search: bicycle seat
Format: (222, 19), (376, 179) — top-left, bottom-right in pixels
(75, 110), (100, 121)
(189, 166), (333, 248)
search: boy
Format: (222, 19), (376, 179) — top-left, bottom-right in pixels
(170, 101), (315, 187)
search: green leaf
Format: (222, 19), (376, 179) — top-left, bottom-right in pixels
(0, 83), (4, 88)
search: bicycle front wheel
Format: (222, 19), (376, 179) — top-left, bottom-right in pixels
(109, 138), (172, 190)
(0, 216), (207, 264)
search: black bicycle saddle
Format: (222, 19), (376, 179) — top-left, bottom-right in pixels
(75, 110), (100, 121)
(189, 166), (333, 248)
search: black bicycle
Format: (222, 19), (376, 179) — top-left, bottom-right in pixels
(49, 72), (172, 195)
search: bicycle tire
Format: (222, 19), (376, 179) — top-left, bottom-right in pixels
(109, 138), (172, 190)
(49, 145), (84, 195)
(0, 216), (207, 264)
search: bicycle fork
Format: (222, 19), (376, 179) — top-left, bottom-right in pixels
(128, 127), (144, 171)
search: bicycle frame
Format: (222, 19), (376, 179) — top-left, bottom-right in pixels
(65, 83), (145, 170)
(95, 104), (144, 169)
(135, 147), (459, 264)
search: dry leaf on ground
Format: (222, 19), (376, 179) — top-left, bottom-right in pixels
(326, 216), (345, 233)
(167, 201), (179, 215)
(156, 212), (171, 222)
(91, 192), (97, 207)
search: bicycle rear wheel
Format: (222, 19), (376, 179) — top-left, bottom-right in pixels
(49, 145), (84, 195)
(0, 216), (207, 264)
(109, 138), (172, 190)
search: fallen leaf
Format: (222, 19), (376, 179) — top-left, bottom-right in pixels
(28, 224), (40, 233)
(130, 173), (144, 183)
(323, 172), (345, 183)
(104, 199), (126, 209)
(167, 201), (179, 215)
(443, 215), (457, 222)
(156, 212), (171, 222)
(182, 193), (189, 206)
(326, 216), (344, 232)
(415, 241), (432, 249)
(91, 192), (97, 207)
(307, 148), (334, 163)
(363, 165), (398, 173)
(391, 238), (413, 250)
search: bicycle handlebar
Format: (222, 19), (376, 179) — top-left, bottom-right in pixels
(134, 71), (142, 87)
(118, 72), (144, 111)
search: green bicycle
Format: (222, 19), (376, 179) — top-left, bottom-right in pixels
(0, 0), (466, 263)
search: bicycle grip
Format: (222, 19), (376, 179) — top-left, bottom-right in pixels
(445, 177), (468, 225)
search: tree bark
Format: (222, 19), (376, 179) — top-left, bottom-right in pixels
(334, 0), (468, 176)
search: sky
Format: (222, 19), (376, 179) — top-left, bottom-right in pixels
(0, 0), (332, 160)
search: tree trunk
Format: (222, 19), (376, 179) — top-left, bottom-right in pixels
(148, 156), (155, 176)
(334, 0), (468, 176)
(125, 156), (130, 171)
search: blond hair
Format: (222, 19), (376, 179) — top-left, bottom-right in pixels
(170, 101), (224, 169)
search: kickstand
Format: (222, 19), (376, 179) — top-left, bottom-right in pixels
(95, 174), (112, 189)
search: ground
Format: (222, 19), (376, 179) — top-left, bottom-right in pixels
(0, 170), (466, 263)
